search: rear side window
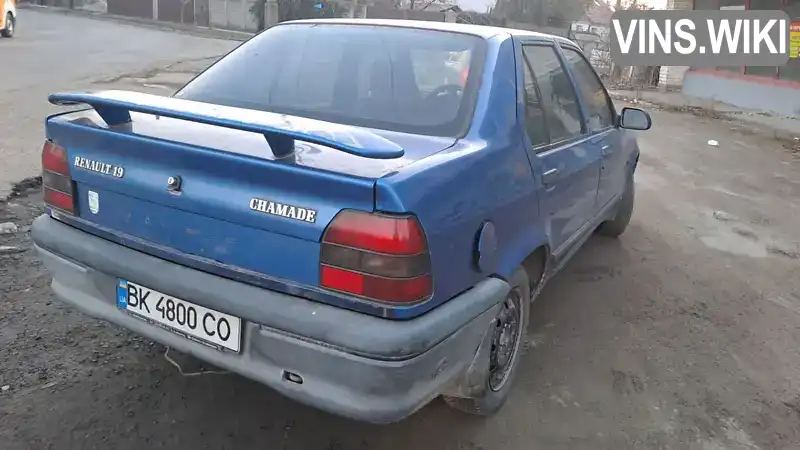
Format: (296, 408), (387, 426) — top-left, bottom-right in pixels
(176, 24), (486, 138)
(560, 46), (615, 131)
(520, 56), (549, 148)
(410, 49), (471, 91)
(521, 45), (583, 144)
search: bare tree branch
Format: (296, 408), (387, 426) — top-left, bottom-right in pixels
(419, 0), (441, 11)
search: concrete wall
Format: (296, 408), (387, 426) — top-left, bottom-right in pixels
(667, 0), (692, 9)
(209, 0), (260, 31)
(659, 66), (689, 89)
(682, 70), (800, 117)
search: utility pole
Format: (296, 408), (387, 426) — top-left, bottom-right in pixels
(609, 0), (624, 83)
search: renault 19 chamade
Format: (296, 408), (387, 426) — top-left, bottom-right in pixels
(32, 19), (651, 423)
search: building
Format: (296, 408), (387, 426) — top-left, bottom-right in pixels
(570, 0), (615, 76)
(671, 0), (800, 117)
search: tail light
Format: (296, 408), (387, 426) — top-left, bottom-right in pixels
(42, 140), (75, 214)
(320, 210), (432, 304)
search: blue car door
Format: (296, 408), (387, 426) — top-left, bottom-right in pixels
(559, 45), (623, 209)
(516, 40), (602, 256)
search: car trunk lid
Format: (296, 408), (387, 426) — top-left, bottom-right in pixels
(44, 91), (453, 288)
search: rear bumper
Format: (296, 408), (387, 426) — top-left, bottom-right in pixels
(32, 214), (509, 423)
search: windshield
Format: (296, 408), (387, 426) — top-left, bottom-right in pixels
(176, 23), (486, 138)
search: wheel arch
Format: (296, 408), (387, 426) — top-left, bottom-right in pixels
(520, 245), (548, 293)
(494, 229), (550, 295)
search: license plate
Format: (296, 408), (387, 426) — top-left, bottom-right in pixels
(116, 280), (241, 353)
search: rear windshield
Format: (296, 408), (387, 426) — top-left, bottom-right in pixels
(176, 23), (486, 137)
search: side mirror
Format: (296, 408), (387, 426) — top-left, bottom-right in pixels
(619, 107), (652, 131)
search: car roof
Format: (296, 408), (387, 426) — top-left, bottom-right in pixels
(282, 18), (576, 46)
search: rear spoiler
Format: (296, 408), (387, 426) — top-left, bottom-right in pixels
(48, 90), (405, 160)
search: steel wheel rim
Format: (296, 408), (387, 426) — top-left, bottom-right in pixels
(488, 287), (523, 392)
(6, 16), (12, 35)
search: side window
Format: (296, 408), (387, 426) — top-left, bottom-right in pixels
(521, 45), (583, 144)
(520, 55), (549, 148)
(560, 47), (615, 131)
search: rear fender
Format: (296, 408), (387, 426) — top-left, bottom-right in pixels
(623, 130), (641, 174)
(440, 311), (496, 399)
(494, 226), (550, 281)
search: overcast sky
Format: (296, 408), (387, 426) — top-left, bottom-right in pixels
(456, 0), (495, 13)
(453, 0), (667, 14)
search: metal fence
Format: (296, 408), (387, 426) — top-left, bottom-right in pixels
(206, 1), (452, 31)
(74, 0), (107, 13)
(24, 0), (581, 51)
(24, 0), (255, 29)
(21, 0), (107, 12)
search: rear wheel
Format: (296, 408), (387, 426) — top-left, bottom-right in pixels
(443, 268), (530, 416)
(1, 13), (14, 38)
(596, 174), (635, 238)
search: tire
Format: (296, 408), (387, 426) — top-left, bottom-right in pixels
(597, 174), (635, 238)
(1, 13), (14, 38)
(443, 267), (531, 416)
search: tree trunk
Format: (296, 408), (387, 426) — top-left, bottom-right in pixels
(610, 0), (624, 84)
(251, 0), (266, 30)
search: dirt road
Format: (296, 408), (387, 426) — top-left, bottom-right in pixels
(2, 100), (800, 449)
(0, 8), (237, 199)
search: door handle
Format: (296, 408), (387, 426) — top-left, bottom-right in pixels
(601, 144), (611, 155)
(542, 168), (559, 185)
